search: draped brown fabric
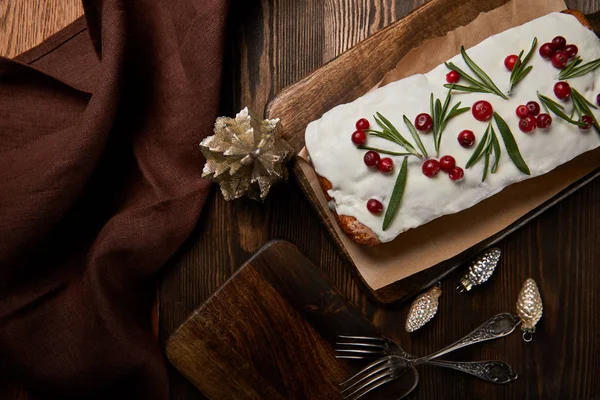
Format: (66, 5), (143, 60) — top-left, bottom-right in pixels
(0, 0), (227, 397)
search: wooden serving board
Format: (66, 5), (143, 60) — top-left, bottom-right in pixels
(265, 0), (600, 304)
(165, 240), (417, 399)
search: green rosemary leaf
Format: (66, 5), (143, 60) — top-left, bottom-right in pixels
(383, 157), (408, 231)
(375, 112), (418, 153)
(509, 50), (524, 85)
(514, 66), (533, 84)
(357, 146), (412, 156)
(560, 56), (582, 78)
(441, 86), (452, 117)
(466, 124), (491, 169)
(509, 38), (537, 93)
(559, 57), (600, 80)
(482, 150), (491, 182)
(491, 128), (501, 174)
(537, 93), (587, 127)
(403, 115), (428, 158)
(460, 46), (508, 100)
(521, 37), (537, 68)
(430, 93), (434, 123)
(444, 62), (487, 89)
(446, 105), (470, 120)
(571, 89), (600, 133)
(443, 84), (491, 94)
(493, 112), (531, 175)
(580, 93), (598, 110)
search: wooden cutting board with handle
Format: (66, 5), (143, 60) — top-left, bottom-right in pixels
(166, 240), (417, 399)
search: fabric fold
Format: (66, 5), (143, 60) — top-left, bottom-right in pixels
(0, 0), (228, 397)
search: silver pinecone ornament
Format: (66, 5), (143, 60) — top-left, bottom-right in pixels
(516, 278), (543, 342)
(405, 285), (442, 333)
(457, 248), (501, 292)
(200, 107), (293, 201)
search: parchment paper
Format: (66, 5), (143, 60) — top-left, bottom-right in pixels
(298, 0), (600, 291)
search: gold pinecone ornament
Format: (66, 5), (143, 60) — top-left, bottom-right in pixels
(201, 108), (293, 201)
(516, 278), (543, 342)
(457, 248), (502, 292)
(405, 285), (442, 333)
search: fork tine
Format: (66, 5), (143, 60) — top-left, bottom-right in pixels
(335, 348), (385, 355)
(336, 355), (374, 360)
(337, 335), (387, 342)
(340, 358), (390, 390)
(343, 371), (395, 400)
(335, 341), (386, 349)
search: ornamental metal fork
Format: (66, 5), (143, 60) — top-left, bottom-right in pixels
(339, 313), (520, 400)
(336, 335), (517, 384)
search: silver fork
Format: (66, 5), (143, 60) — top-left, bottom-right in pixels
(339, 313), (520, 400)
(336, 335), (517, 384)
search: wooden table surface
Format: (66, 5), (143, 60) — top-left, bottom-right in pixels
(2, 1), (600, 399)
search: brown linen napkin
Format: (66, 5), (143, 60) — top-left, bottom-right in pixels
(0, 0), (228, 397)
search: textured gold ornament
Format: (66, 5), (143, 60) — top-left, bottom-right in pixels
(405, 285), (442, 333)
(457, 248), (502, 292)
(516, 278), (543, 342)
(200, 107), (293, 201)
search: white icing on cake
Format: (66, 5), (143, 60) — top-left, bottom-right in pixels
(305, 12), (600, 243)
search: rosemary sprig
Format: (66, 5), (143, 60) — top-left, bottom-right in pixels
(559, 56), (582, 78)
(571, 88), (600, 133)
(368, 112), (423, 158)
(357, 146), (412, 156)
(508, 37), (537, 94)
(537, 92), (587, 127)
(383, 157), (408, 231)
(444, 46), (508, 100)
(403, 116), (428, 158)
(558, 57), (600, 80)
(431, 86), (470, 154)
(492, 112), (531, 176)
(465, 123), (499, 182)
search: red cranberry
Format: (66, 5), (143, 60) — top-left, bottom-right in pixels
(378, 157), (394, 173)
(580, 115), (594, 130)
(565, 44), (578, 58)
(415, 113), (434, 131)
(449, 167), (464, 181)
(422, 159), (441, 177)
(516, 105), (529, 118)
(446, 70), (460, 84)
(554, 81), (571, 100)
(351, 130), (366, 145)
(539, 42), (555, 59)
(519, 115), (537, 133)
(439, 155), (456, 172)
(356, 118), (370, 131)
(552, 51), (569, 69)
(472, 100), (493, 121)
(597, 93), (600, 107)
(536, 113), (552, 129)
(504, 54), (519, 71)
(551, 36), (567, 50)
(458, 130), (476, 148)
(367, 199), (383, 214)
(526, 101), (541, 116)
(363, 151), (380, 167)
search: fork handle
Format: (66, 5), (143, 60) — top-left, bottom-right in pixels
(411, 313), (520, 365)
(426, 359), (518, 384)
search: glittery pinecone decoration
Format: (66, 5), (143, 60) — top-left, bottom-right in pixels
(516, 278), (543, 342)
(200, 107), (293, 201)
(405, 285), (442, 333)
(457, 248), (502, 292)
